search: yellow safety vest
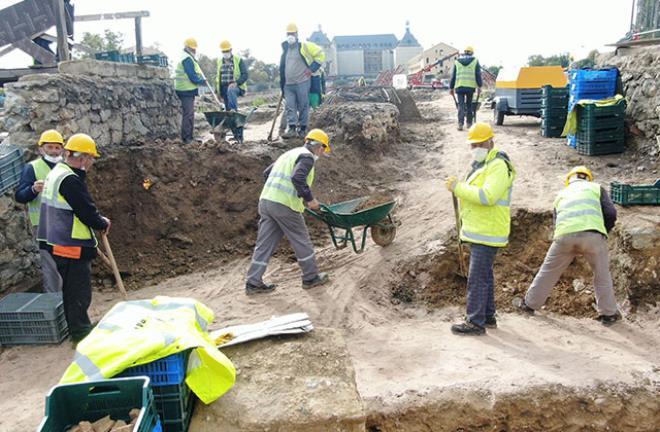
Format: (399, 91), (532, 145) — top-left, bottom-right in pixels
(60, 296), (236, 405)
(27, 158), (51, 227)
(299, 41), (326, 68)
(174, 51), (203, 92)
(260, 147), (315, 213)
(454, 147), (515, 247)
(455, 58), (478, 89)
(216, 55), (247, 93)
(553, 180), (606, 239)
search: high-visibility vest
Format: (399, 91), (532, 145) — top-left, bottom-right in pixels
(36, 162), (97, 249)
(553, 180), (606, 239)
(174, 51), (202, 92)
(27, 158), (51, 227)
(260, 147), (315, 213)
(216, 55), (247, 92)
(60, 296), (236, 404)
(455, 58), (478, 89)
(454, 148), (516, 247)
(299, 41), (326, 68)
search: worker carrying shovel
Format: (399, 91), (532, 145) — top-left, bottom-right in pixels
(445, 123), (515, 335)
(245, 129), (332, 295)
(449, 46), (482, 131)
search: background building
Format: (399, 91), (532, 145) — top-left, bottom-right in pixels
(407, 42), (459, 77)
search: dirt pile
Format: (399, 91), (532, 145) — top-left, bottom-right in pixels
(326, 87), (421, 121)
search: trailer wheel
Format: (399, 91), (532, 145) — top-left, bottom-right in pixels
(494, 108), (505, 125)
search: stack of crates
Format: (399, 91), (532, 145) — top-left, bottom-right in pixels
(0, 148), (25, 195)
(567, 68), (619, 148)
(610, 180), (660, 206)
(541, 85), (568, 138)
(575, 100), (626, 155)
(138, 54), (169, 68)
(0, 293), (69, 345)
(119, 350), (196, 432)
(94, 50), (136, 64)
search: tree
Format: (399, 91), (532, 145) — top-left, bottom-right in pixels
(573, 50), (599, 69)
(485, 65), (502, 77)
(527, 53), (571, 68)
(74, 30), (125, 58)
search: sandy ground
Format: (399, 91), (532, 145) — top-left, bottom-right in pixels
(1, 93), (659, 431)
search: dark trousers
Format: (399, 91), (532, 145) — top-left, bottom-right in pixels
(52, 254), (93, 341)
(466, 243), (499, 328)
(178, 94), (195, 143)
(456, 90), (475, 127)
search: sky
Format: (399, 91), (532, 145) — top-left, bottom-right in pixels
(0, 0), (634, 70)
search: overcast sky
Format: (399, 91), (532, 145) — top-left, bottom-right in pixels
(0, 0), (633, 70)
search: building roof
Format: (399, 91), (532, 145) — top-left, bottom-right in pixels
(308, 26), (331, 46)
(397, 22), (420, 47)
(333, 34), (398, 51)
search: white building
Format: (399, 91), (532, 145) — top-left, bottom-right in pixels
(407, 42), (459, 77)
(394, 22), (423, 69)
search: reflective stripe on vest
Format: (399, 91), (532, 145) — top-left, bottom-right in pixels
(27, 158), (51, 227)
(37, 163), (97, 248)
(260, 147), (315, 213)
(216, 55), (247, 92)
(553, 180), (606, 239)
(455, 58), (478, 89)
(174, 51), (202, 91)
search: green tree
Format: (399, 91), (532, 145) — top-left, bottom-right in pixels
(485, 65), (502, 77)
(75, 30), (125, 58)
(573, 50), (599, 69)
(527, 53), (571, 68)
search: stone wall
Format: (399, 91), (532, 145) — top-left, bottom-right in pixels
(0, 195), (40, 293)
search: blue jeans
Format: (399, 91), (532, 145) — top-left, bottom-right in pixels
(284, 81), (310, 129)
(456, 89), (475, 126)
(220, 85), (240, 111)
(466, 243), (499, 327)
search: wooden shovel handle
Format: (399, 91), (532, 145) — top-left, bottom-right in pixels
(100, 233), (127, 299)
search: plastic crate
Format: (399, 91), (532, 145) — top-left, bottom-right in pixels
(94, 50), (120, 62)
(576, 125), (624, 143)
(541, 117), (567, 130)
(541, 127), (563, 138)
(152, 382), (196, 432)
(542, 85), (569, 97)
(0, 313), (68, 345)
(119, 350), (190, 386)
(576, 138), (624, 156)
(0, 148), (25, 194)
(119, 53), (136, 64)
(0, 293), (69, 345)
(38, 377), (161, 432)
(610, 180), (660, 206)
(138, 54), (168, 67)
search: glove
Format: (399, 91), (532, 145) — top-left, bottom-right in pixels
(445, 176), (458, 192)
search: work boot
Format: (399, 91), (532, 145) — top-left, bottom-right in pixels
(485, 315), (497, 329)
(245, 281), (276, 295)
(598, 312), (622, 326)
(512, 297), (535, 315)
(466, 122), (473, 129)
(451, 320), (485, 336)
(281, 126), (297, 139)
(297, 125), (307, 138)
(457, 124), (464, 131)
(302, 272), (329, 289)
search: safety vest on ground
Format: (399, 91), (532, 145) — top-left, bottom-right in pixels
(455, 58), (478, 89)
(60, 296), (236, 404)
(553, 180), (606, 239)
(174, 51), (203, 92)
(27, 158), (52, 227)
(299, 41), (326, 68)
(36, 162), (97, 249)
(260, 147), (316, 213)
(454, 147), (516, 247)
(216, 55), (247, 92)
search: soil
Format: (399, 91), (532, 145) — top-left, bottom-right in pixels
(353, 193), (395, 213)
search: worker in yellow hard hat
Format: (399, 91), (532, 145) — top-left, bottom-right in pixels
(444, 122), (516, 335)
(450, 45), (483, 131)
(37, 133), (110, 343)
(174, 38), (206, 144)
(216, 40), (248, 123)
(245, 128), (332, 295)
(280, 22), (326, 139)
(516, 166), (620, 325)
(14, 129), (66, 293)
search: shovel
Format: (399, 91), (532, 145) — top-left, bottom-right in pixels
(99, 233), (127, 299)
(196, 62), (225, 111)
(267, 93), (284, 142)
(451, 194), (467, 278)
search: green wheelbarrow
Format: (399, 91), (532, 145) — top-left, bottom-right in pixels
(305, 197), (397, 253)
(203, 108), (255, 144)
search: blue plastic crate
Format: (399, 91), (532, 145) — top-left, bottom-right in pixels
(94, 50), (120, 62)
(0, 148), (24, 194)
(119, 350), (190, 386)
(570, 68), (618, 83)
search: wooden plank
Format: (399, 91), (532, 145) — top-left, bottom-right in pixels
(134, 17), (143, 57)
(74, 11), (150, 22)
(54, 0), (69, 61)
(12, 38), (56, 64)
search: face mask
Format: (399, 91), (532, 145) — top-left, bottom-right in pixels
(287, 35), (297, 45)
(472, 147), (489, 162)
(223, 52), (232, 59)
(43, 154), (62, 164)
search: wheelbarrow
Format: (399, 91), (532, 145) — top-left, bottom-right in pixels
(305, 197), (397, 254)
(203, 108), (255, 144)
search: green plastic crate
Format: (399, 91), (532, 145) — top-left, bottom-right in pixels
(138, 54), (168, 67)
(576, 125), (624, 142)
(610, 180), (660, 206)
(541, 117), (567, 130)
(94, 50), (120, 62)
(152, 382), (195, 432)
(38, 377), (160, 432)
(0, 292), (69, 345)
(576, 137), (624, 156)
(542, 85), (569, 97)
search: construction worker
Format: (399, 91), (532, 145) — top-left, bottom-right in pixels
(516, 166), (621, 325)
(37, 134), (110, 343)
(216, 40), (248, 111)
(356, 76), (367, 87)
(279, 23), (326, 139)
(245, 128), (332, 294)
(450, 46), (483, 131)
(14, 129), (65, 293)
(174, 38), (205, 144)
(309, 67), (326, 109)
(445, 122), (515, 335)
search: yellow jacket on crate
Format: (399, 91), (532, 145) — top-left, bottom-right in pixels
(60, 296), (236, 404)
(454, 147), (516, 247)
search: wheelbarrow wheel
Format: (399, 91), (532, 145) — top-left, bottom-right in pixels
(371, 220), (396, 247)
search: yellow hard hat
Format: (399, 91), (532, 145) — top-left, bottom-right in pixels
(565, 165), (593, 186)
(219, 40), (232, 51)
(467, 122), (494, 144)
(464, 46), (474, 54)
(38, 129), (64, 146)
(184, 38), (198, 49)
(305, 128), (331, 153)
(286, 22), (298, 33)
(64, 133), (100, 158)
